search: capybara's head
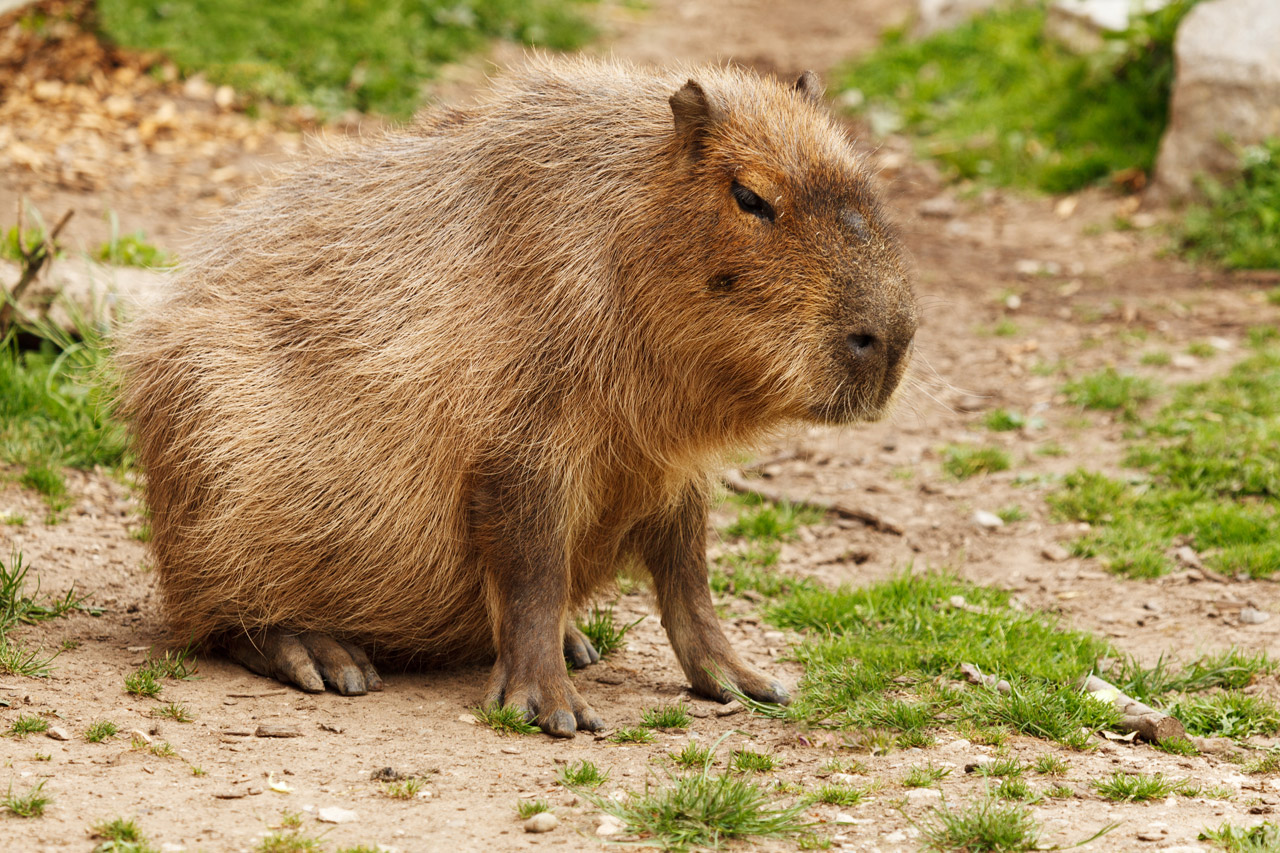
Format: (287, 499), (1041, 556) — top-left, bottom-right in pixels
(661, 69), (917, 426)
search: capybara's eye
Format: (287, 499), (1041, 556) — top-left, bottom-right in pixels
(730, 181), (776, 223)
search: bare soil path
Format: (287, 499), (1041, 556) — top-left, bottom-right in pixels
(4, 1), (1280, 851)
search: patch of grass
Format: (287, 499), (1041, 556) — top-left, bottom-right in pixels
(1201, 820), (1280, 853)
(96, 224), (172, 268)
(1092, 770), (1178, 802)
(575, 604), (642, 658)
(153, 701), (193, 723)
(91, 816), (152, 851)
(996, 505), (1027, 523)
(1242, 751), (1280, 776)
(1142, 350), (1172, 366)
(124, 667), (162, 698)
(1188, 340), (1218, 358)
(973, 756), (1023, 779)
(729, 748), (777, 773)
(254, 829), (323, 853)
(588, 761), (809, 850)
(1063, 367), (1159, 419)
(942, 444), (1011, 479)
(84, 719), (119, 743)
(1154, 736), (1199, 757)
(147, 741), (177, 759)
(769, 573), (1114, 745)
(559, 759), (608, 788)
(1045, 784), (1074, 799)
(917, 797), (1041, 853)
(472, 704), (540, 736)
(642, 702), (691, 730)
(610, 726), (654, 744)
(965, 679), (1120, 749)
(723, 497), (822, 542)
(515, 799), (550, 819)
(995, 777), (1037, 802)
(1180, 139), (1280, 270)
(710, 545), (808, 599)
(97, 0), (595, 119)
(1178, 780), (1234, 800)
(808, 783), (866, 807)
(6, 713), (49, 737)
(1167, 692), (1280, 740)
(382, 777), (423, 799)
(0, 548), (95, 676)
(904, 762), (951, 788)
(837, 2), (1197, 193)
(670, 741), (716, 770)
(3, 779), (51, 818)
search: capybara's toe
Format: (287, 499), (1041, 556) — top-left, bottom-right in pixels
(225, 629), (380, 696)
(542, 709), (578, 738)
(575, 709), (605, 732)
(563, 625), (600, 669)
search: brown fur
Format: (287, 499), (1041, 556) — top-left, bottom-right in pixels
(117, 57), (916, 732)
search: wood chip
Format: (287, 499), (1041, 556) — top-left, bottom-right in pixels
(254, 725), (302, 738)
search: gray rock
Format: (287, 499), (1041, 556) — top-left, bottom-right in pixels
(45, 726), (71, 741)
(1240, 607), (1270, 624)
(914, 0), (1005, 38)
(1047, 0), (1175, 52)
(1041, 544), (1071, 562)
(1153, 0), (1280, 200)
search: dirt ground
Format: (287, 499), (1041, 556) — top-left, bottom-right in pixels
(4, 1), (1280, 851)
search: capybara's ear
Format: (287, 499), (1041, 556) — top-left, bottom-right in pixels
(669, 79), (724, 154)
(793, 70), (824, 103)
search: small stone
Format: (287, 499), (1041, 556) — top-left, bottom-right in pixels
(1240, 607), (1270, 625)
(594, 671), (626, 685)
(255, 724), (302, 738)
(596, 815), (626, 837)
(1041, 544), (1070, 562)
(501, 746), (521, 755)
(714, 701), (744, 718)
(129, 729), (153, 745)
(918, 194), (958, 218)
(829, 773), (861, 785)
(973, 510), (1003, 529)
(905, 788), (943, 805)
(317, 806), (357, 824)
(884, 830), (908, 843)
(834, 813), (857, 825)
(213, 790), (247, 799)
(964, 757), (995, 773)
(524, 812), (558, 833)
(160, 844), (186, 853)
(214, 86), (236, 109)
(1172, 354), (1199, 370)
(45, 726), (71, 741)
(371, 767), (404, 782)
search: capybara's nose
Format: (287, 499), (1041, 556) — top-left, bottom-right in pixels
(846, 331), (877, 358)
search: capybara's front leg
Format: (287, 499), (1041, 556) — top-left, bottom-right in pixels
(472, 473), (604, 737)
(641, 487), (790, 705)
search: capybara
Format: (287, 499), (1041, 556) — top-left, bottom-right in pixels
(118, 57), (917, 737)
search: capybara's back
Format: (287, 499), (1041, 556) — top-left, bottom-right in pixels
(119, 57), (916, 735)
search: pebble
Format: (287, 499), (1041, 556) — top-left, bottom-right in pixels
(254, 724), (302, 738)
(884, 830), (908, 843)
(834, 813), (857, 825)
(714, 701), (744, 718)
(317, 806), (357, 824)
(964, 756), (995, 773)
(1041, 544), (1070, 562)
(160, 844), (186, 853)
(829, 773), (861, 785)
(1240, 607), (1270, 624)
(596, 815), (626, 837)
(973, 510), (1003, 529)
(501, 746), (521, 755)
(905, 788), (943, 805)
(524, 812), (558, 833)
(45, 726), (70, 741)
(129, 729), (153, 745)
(918, 195), (958, 218)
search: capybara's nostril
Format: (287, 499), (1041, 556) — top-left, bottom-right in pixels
(847, 332), (877, 357)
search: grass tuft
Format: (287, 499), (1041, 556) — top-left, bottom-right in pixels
(472, 704), (540, 736)
(514, 799), (550, 819)
(641, 702), (692, 730)
(904, 762), (951, 788)
(941, 445), (1011, 479)
(1180, 140), (1280, 270)
(610, 726), (655, 744)
(3, 779), (51, 818)
(1063, 368), (1159, 419)
(670, 741), (716, 770)
(382, 777), (423, 800)
(575, 605), (642, 658)
(559, 759), (608, 788)
(6, 713), (49, 737)
(84, 720), (119, 743)
(917, 797), (1041, 852)
(728, 748), (777, 774)
(1091, 770), (1177, 802)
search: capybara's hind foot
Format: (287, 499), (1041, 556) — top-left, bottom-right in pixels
(563, 624), (600, 669)
(227, 630), (383, 696)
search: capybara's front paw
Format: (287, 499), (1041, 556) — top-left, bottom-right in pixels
(226, 630), (383, 696)
(484, 658), (604, 737)
(691, 658), (790, 707)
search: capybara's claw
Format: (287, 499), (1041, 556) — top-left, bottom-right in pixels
(485, 658), (601, 737)
(563, 624), (601, 669)
(226, 630), (382, 696)
(691, 660), (791, 707)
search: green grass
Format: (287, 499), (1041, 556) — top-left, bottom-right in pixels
(586, 761), (809, 851)
(381, 777), (423, 799)
(710, 545), (809, 599)
(1181, 139), (1280, 270)
(1050, 343), (1280, 578)
(642, 702), (692, 730)
(972, 756), (1023, 779)
(1, 548), (96, 674)
(728, 748), (777, 773)
(904, 762), (951, 788)
(2, 780), (51, 818)
(1032, 754), (1067, 776)
(1242, 752), (1280, 776)
(255, 829), (323, 853)
(1063, 367), (1159, 420)
(153, 701), (193, 723)
(1167, 692), (1280, 740)
(916, 798), (1041, 852)
(807, 783), (866, 806)
(575, 604), (642, 658)
(670, 742), (716, 770)
(85, 720), (119, 743)
(994, 777), (1037, 802)
(97, 0), (594, 119)
(610, 726), (654, 744)
(1091, 770), (1177, 802)
(836, 2), (1198, 193)
(723, 497), (822, 542)
(766, 573), (1116, 749)
(984, 409), (1026, 432)
(6, 713), (49, 737)
(1202, 821), (1280, 853)
(515, 799), (550, 819)
(941, 445), (1011, 479)
(559, 759), (608, 788)
(97, 233), (171, 268)
(124, 667), (162, 698)
(472, 704), (540, 736)
(91, 816), (159, 852)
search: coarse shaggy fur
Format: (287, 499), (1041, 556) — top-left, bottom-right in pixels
(117, 56), (915, 666)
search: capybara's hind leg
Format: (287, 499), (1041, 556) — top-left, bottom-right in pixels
(639, 488), (790, 706)
(226, 630), (383, 696)
(563, 624), (600, 669)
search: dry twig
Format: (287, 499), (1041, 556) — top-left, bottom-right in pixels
(722, 468), (904, 535)
(0, 200), (74, 336)
(1078, 673), (1187, 743)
